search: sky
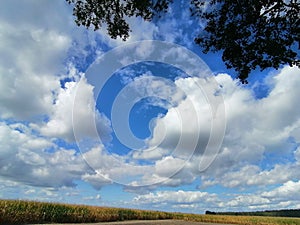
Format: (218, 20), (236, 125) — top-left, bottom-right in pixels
(0, 0), (300, 214)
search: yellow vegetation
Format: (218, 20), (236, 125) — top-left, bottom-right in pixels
(1, 199), (300, 225)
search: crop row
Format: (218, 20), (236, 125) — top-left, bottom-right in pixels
(0, 199), (172, 224)
(1, 199), (300, 225)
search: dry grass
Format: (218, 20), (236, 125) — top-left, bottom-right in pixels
(174, 213), (300, 225)
(1, 199), (300, 225)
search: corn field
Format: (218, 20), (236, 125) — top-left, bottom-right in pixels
(1, 199), (300, 225)
(0, 199), (172, 224)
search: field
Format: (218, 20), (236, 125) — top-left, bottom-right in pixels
(1, 199), (300, 225)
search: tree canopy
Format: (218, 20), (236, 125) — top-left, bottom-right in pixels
(66, 0), (300, 82)
(66, 0), (172, 40)
(191, 0), (300, 83)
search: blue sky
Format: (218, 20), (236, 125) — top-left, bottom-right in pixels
(0, 0), (300, 213)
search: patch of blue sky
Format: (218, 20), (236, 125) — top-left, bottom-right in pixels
(251, 82), (272, 99)
(246, 67), (275, 99)
(261, 147), (298, 171)
(106, 133), (133, 156)
(129, 99), (168, 140)
(52, 138), (80, 151)
(202, 184), (244, 195)
(59, 76), (75, 89)
(66, 44), (94, 73)
(269, 137), (297, 161)
(117, 62), (190, 85)
(97, 62), (190, 115)
(96, 72), (124, 118)
(96, 61), (190, 155)
(0, 118), (28, 126)
(101, 184), (136, 202)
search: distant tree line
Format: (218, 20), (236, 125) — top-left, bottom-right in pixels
(205, 209), (300, 218)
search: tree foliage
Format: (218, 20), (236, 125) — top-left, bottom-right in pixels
(66, 0), (172, 40)
(191, 0), (300, 83)
(66, 0), (300, 82)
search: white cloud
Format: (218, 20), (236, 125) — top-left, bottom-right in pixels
(0, 122), (88, 188)
(200, 152), (300, 189)
(225, 195), (270, 208)
(0, 123), (52, 158)
(216, 180), (300, 210)
(262, 180), (300, 201)
(126, 75), (222, 186)
(82, 146), (157, 188)
(155, 157), (190, 179)
(127, 17), (159, 42)
(134, 190), (218, 204)
(295, 146), (300, 163)
(155, 3), (196, 48)
(139, 76), (219, 159)
(199, 67), (300, 187)
(38, 75), (112, 143)
(0, 52), (61, 120)
(0, 1), (73, 31)
(0, 0), (163, 192)
(132, 181), (300, 212)
(132, 66), (300, 190)
(0, 0), (110, 123)
(0, 1), (73, 120)
(83, 194), (101, 201)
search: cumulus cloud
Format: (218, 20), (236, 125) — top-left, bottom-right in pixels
(134, 190), (218, 205)
(214, 180), (300, 211)
(155, 2), (197, 47)
(82, 146), (156, 188)
(0, 0), (113, 143)
(0, 0), (116, 191)
(132, 181), (300, 212)
(0, 27), (66, 119)
(92, 65), (299, 195)
(38, 75), (112, 143)
(129, 66), (300, 191)
(0, 0), (161, 191)
(200, 66), (300, 184)
(0, 1), (74, 120)
(262, 180), (300, 201)
(0, 123), (87, 188)
(222, 194), (271, 209)
(125, 75), (222, 186)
